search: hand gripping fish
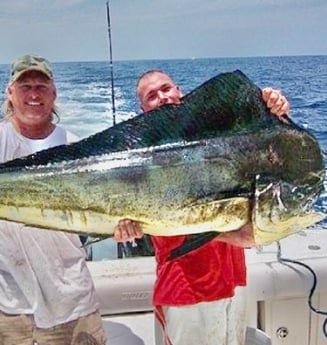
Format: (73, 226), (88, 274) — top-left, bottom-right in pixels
(0, 70), (325, 246)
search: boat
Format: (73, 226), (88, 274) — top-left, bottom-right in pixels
(87, 227), (327, 345)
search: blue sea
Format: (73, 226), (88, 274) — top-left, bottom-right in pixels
(0, 55), (326, 259)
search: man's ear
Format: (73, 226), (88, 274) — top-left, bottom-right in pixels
(6, 85), (13, 100)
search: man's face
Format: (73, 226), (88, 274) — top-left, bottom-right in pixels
(7, 70), (56, 129)
(137, 72), (183, 112)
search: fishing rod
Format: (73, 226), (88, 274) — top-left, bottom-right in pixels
(106, 0), (116, 125)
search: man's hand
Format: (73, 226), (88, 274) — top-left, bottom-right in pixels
(262, 87), (290, 119)
(113, 219), (144, 242)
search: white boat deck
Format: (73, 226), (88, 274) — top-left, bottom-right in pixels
(88, 228), (327, 345)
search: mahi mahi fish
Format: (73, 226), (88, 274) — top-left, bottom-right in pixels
(0, 70), (325, 245)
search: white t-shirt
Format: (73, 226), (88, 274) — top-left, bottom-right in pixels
(0, 120), (99, 328)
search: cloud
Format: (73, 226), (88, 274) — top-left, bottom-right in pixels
(0, 0), (87, 14)
(0, 0), (107, 63)
(0, 0), (326, 63)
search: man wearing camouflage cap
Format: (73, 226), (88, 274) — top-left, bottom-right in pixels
(0, 54), (107, 344)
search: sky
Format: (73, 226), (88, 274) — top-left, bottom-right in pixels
(0, 0), (326, 64)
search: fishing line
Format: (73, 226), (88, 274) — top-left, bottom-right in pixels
(106, 0), (116, 126)
(167, 231), (220, 260)
(276, 241), (327, 337)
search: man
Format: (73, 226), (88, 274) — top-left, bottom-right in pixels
(115, 70), (290, 345)
(0, 55), (107, 345)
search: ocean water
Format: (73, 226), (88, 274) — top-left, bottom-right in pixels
(0, 55), (326, 259)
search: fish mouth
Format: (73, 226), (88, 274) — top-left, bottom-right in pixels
(253, 211), (326, 245)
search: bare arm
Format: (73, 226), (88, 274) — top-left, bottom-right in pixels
(214, 224), (256, 248)
(216, 87), (292, 248)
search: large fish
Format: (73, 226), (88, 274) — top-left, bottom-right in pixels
(0, 70), (325, 246)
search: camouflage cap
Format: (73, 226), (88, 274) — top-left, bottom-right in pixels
(10, 54), (53, 82)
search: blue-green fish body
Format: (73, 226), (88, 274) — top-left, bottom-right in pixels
(0, 70), (324, 245)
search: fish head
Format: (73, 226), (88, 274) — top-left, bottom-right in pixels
(252, 172), (326, 245)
